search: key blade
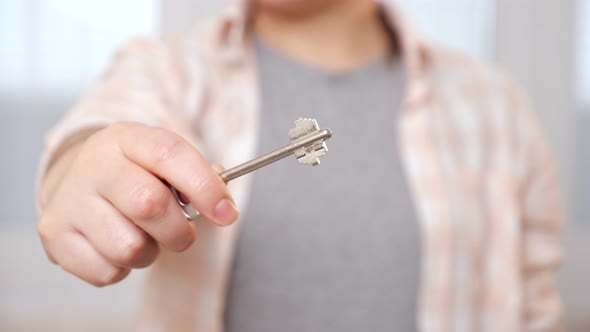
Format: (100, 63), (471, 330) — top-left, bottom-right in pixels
(220, 128), (332, 182)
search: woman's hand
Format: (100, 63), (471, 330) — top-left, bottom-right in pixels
(37, 122), (238, 286)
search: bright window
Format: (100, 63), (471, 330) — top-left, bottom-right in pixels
(0, 0), (159, 98)
(576, 0), (590, 107)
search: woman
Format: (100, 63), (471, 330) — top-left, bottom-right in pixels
(37, 0), (563, 331)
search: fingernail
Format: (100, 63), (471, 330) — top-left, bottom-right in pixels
(214, 199), (238, 225)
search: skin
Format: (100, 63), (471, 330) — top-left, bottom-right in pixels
(253, 0), (390, 72)
(38, 0), (387, 287)
(38, 123), (238, 286)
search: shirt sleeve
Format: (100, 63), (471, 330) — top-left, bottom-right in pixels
(509, 78), (565, 332)
(36, 37), (198, 210)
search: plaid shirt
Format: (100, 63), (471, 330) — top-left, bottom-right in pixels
(38, 3), (564, 331)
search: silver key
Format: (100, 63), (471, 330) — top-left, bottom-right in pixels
(171, 117), (332, 220)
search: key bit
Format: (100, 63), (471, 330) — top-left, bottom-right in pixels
(288, 117), (321, 139)
(289, 118), (328, 166)
(171, 118), (333, 220)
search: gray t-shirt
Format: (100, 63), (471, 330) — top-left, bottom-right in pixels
(224, 36), (421, 331)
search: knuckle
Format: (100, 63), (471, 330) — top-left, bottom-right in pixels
(36, 216), (58, 264)
(100, 122), (141, 147)
(191, 173), (213, 193)
(83, 122), (135, 156)
(171, 223), (196, 252)
(178, 231), (196, 252)
(37, 214), (58, 246)
(93, 267), (128, 288)
(36, 215), (52, 240)
(131, 183), (169, 220)
(152, 131), (184, 164)
(106, 121), (137, 134)
(117, 234), (148, 265)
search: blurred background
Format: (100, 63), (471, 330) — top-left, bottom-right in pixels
(0, 0), (587, 331)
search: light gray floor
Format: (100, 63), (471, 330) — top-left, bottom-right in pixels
(1, 227), (589, 331)
(0, 227), (143, 331)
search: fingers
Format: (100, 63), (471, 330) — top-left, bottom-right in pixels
(36, 122), (236, 288)
(114, 123), (239, 226)
(94, 156), (196, 252)
(38, 220), (130, 287)
(211, 163), (225, 174)
(177, 163), (226, 204)
(78, 196), (160, 268)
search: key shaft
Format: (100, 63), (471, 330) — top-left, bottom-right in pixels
(171, 122), (332, 221)
(219, 128), (332, 183)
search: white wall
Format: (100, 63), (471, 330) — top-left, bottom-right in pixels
(495, 0), (575, 200)
(494, 3), (590, 330)
(161, 0), (229, 34)
(394, 0), (496, 59)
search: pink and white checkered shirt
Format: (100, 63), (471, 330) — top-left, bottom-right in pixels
(38, 3), (564, 332)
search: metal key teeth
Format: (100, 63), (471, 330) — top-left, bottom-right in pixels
(289, 117), (329, 166)
(288, 117), (320, 141)
(295, 141), (328, 166)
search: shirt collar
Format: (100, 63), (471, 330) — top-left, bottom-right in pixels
(216, 0), (431, 107)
